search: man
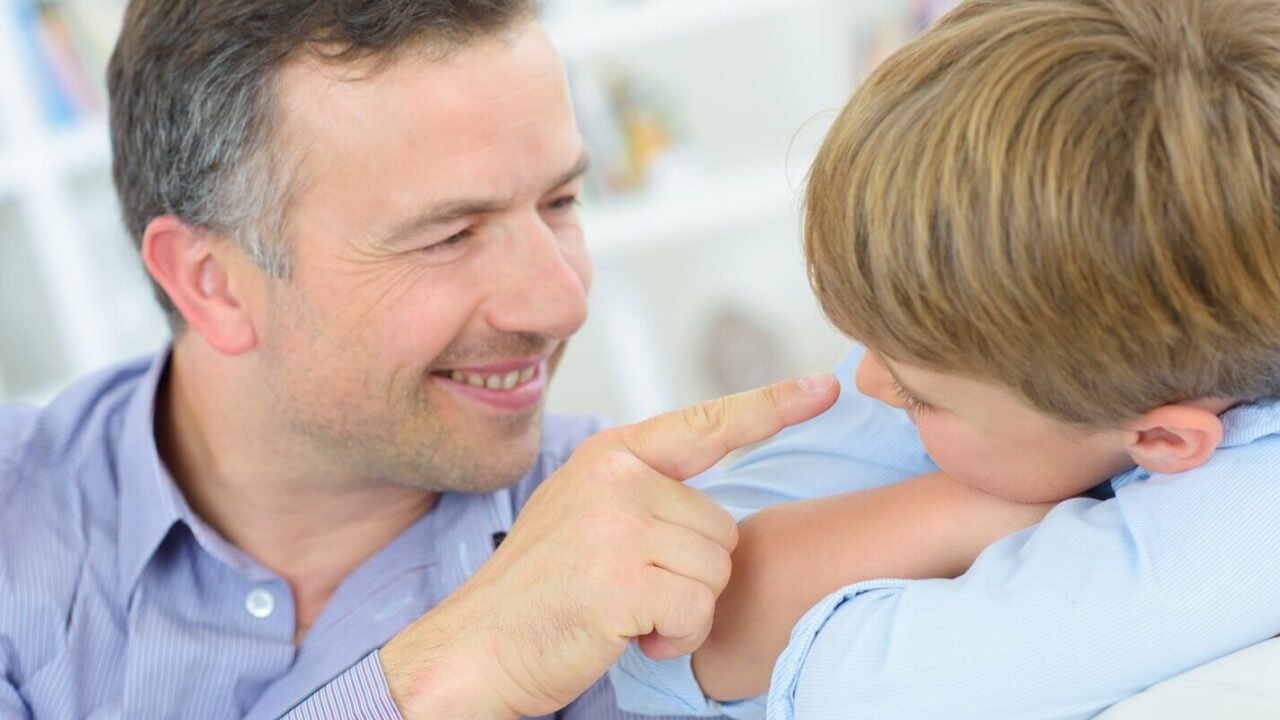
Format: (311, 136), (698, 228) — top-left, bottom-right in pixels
(0, 1), (840, 718)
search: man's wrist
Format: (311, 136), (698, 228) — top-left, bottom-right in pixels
(379, 611), (518, 720)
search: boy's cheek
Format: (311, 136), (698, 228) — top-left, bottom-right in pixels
(917, 425), (1032, 502)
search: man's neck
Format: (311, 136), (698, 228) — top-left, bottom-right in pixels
(157, 341), (438, 643)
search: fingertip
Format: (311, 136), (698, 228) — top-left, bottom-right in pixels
(793, 373), (840, 418)
(638, 632), (683, 661)
(796, 372), (837, 395)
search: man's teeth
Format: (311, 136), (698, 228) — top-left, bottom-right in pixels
(448, 366), (537, 391)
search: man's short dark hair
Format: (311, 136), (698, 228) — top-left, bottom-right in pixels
(108, 0), (538, 324)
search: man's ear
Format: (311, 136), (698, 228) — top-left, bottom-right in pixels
(1124, 404), (1225, 475)
(141, 216), (257, 355)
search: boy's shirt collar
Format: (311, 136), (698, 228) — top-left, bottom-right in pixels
(1109, 399), (1280, 492)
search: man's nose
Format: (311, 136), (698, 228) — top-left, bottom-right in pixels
(484, 215), (590, 340)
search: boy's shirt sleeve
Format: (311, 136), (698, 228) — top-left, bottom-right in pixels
(769, 428), (1280, 719)
(609, 345), (937, 717)
(613, 347), (1280, 719)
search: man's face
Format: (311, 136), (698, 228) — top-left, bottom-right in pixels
(855, 351), (1134, 503)
(252, 21), (590, 492)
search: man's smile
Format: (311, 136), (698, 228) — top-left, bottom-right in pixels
(431, 354), (550, 412)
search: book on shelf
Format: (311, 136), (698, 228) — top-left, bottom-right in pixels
(12, 0), (125, 129)
(570, 64), (695, 204)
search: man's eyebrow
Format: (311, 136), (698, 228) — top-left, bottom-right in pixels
(380, 152), (591, 248)
(552, 152), (591, 191)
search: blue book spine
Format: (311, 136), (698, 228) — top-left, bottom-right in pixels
(15, 2), (78, 128)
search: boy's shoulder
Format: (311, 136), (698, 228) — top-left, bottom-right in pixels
(1209, 400), (1280, 471)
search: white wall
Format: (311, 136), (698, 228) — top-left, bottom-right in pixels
(0, 0), (950, 420)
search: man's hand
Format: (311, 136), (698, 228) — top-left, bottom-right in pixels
(380, 373), (839, 719)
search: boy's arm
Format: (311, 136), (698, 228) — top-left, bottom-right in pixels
(691, 472), (1054, 701)
(764, 451), (1280, 720)
(609, 345), (939, 718)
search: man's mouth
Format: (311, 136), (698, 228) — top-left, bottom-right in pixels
(428, 354), (551, 413)
(437, 365), (539, 392)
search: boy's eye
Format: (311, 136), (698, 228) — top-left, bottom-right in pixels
(892, 381), (933, 415)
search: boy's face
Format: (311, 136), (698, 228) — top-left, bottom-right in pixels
(855, 351), (1135, 503)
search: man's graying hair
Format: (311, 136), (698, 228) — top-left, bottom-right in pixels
(108, 0), (538, 325)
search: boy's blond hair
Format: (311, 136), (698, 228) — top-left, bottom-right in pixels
(807, 0), (1280, 426)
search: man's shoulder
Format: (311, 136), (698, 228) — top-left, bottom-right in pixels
(0, 355), (156, 597)
(1, 355), (152, 483)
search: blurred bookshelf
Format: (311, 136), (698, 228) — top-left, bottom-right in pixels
(0, 0), (957, 420)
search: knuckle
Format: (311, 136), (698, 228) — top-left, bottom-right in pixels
(711, 546), (733, 593)
(688, 583), (717, 622)
(576, 430), (612, 455)
(760, 382), (787, 412)
(591, 449), (645, 488)
(682, 397), (730, 438)
(725, 517), (741, 552)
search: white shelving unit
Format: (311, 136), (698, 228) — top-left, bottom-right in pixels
(581, 165), (797, 257)
(0, 1), (136, 407)
(543, 0), (831, 63)
(1, 0), (927, 419)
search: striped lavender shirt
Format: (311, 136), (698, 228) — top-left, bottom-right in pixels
(0, 350), (707, 720)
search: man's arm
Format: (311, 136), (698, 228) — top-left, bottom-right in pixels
(282, 652), (402, 719)
(290, 375), (839, 720)
(692, 472), (1054, 700)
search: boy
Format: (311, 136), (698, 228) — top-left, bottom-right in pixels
(612, 0), (1280, 717)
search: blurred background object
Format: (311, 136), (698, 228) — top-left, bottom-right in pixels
(0, 0), (956, 422)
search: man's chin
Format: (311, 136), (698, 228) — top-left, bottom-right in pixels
(426, 415), (545, 494)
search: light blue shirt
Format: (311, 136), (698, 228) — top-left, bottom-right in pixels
(611, 346), (1280, 719)
(0, 350), (707, 720)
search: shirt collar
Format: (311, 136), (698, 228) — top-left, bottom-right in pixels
(115, 347), (186, 598)
(1109, 399), (1280, 491)
(111, 346), (268, 598)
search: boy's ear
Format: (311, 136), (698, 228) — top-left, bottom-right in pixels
(141, 215), (257, 355)
(1124, 404), (1225, 475)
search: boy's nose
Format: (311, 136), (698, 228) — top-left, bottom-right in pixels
(855, 351), (900, 407)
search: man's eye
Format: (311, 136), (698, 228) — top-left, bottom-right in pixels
(547, 195), (580, 211)
(426, 230), (471, 253)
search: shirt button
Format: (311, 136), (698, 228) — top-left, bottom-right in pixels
(245, 588), (276, 619)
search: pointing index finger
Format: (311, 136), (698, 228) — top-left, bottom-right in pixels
(609, 373), (839, 481)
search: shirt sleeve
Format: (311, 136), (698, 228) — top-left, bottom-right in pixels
(559, 672), (735, 720)
(282, 650), (402, 720)
(610, 346), (937, 716)
(769, 436), (1280, 719)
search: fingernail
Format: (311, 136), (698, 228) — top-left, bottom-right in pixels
(797, 373), (836, 394)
